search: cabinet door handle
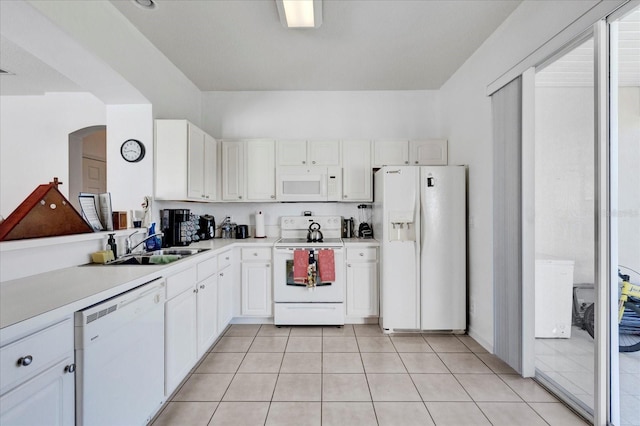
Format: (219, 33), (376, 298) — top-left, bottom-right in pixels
(253, 252), (258, 256)
(347, 264), (352, 267)
(193, 288), (198, 293)
(344, 195), (348, 198)
(65, 364), (76, 374)
(202, 194), (205, 197)
(312, 160), (316, 164)
(220, 272), (224, 277)
(239, 196), (243, 199)
(200, 284), (205, 289)
(270, 195), (275, 199)
(302, 160), (306, 164)
(266, 264), (270, 268)
(17, 355), (33, 367)
(414, 161), (419, 164)
(359, 252), (364, 256)
(225, 257), (229, 261)
(206, 195), (210, 199)
(404, 161), (409, 164)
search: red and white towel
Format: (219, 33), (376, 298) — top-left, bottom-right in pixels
(293, 249), (309, 284)
(318, 249), (335, 283)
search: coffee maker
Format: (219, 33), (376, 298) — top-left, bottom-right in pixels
(199, 215), (215, 240)
(160, 209), (192, 247)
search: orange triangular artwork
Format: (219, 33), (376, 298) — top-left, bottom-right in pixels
(0, 178), (93, 241)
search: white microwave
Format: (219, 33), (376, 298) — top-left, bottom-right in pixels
(276, 166), (342, 201)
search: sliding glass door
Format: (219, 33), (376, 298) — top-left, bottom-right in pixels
(609, 6), (640, 426)
(532, 36), (596, 418)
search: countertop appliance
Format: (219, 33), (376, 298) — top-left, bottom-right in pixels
(358, 204), (374, 238)
(160, 209), (192, 247)
(235, 224), (249, 239)
(374, 166), (466, 332)
(342, 217), (355, 238)
(199, 215), (215, 240)
(273, 216), (345, 325)
(220, 216), (236, 239)
(75, 278), (166, 426)
(275, 166), (342, 201)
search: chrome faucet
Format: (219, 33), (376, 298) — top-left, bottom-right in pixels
(126, 230), (164, 254)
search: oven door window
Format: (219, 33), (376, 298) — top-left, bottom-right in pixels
(285, 258), (331, 286)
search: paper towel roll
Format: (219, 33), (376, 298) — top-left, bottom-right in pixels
(255, 210), (266, 238)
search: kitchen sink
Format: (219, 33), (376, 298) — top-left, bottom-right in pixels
(90, 248), (210, 266)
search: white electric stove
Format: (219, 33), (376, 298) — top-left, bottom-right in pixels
(273, 216), (345, 325)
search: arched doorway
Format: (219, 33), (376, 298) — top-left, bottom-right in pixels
(68, 125), (107, 212)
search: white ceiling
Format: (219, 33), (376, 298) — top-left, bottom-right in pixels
(109, 0), (521, 91)
(0, 36), (83, 95)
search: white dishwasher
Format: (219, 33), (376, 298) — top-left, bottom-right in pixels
(75, 278), (166, 426)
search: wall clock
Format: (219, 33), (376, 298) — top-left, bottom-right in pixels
(120, 139), (145, 163)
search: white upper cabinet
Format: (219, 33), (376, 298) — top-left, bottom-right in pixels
(277, 140), (307, 165)
(155, 119), (217, 202)
(246, 140), (276, 201)
(373, 139), (448, 167)
(277, 140), (341, 166)
(221, 140), (245, 201)
(373, 140), (409, 167)
(307, 140), (341, 166)
(342, 140), (372, 201)
(409, 139), (448, 165)
(222, 139), (276, 202)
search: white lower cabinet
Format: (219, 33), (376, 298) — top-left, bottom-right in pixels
(0, 357), (75, 426)
(241, 248), (272, 317)
(164, 282), (198, 396)
(165, 258), (222, 396)
(0, 318), (75, 426)
(196, 274), (218, 357)
(217, 250), (234, 334)
(345, 247), (379, 318)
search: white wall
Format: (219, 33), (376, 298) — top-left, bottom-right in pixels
(202, 91), (442, 139)
(106, 104), (154, 217)
(0, 93), (106, 218)
(439, 0), (618, 350)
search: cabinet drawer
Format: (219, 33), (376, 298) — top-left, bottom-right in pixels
(166, 267), (197, 300)
(346, 247), (377, 261)
(241, 248), (271, 261)
(197, 255), (218, 281)
(218, 250), (232, 270)
(0, 318), (73, 391)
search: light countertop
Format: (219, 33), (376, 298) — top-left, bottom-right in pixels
(0, 238), (277, 334)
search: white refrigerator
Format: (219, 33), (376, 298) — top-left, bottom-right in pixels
(373, 166), (466, 332)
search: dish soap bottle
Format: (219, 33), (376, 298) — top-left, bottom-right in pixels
(145, 222), (160, 251)
(107, 233), (118, 259)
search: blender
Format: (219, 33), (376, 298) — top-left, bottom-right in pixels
(357, 204), (374, 238)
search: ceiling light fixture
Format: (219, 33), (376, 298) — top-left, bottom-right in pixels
(133, 0), (157, 10)
(276, 0), (322, 28)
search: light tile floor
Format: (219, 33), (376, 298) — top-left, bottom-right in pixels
(536, 326), (640, 426)
(153, 324), (587, 426)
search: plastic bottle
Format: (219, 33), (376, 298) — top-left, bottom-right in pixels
(146, 223), (159, 251)
(107, 233), (118, 259)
